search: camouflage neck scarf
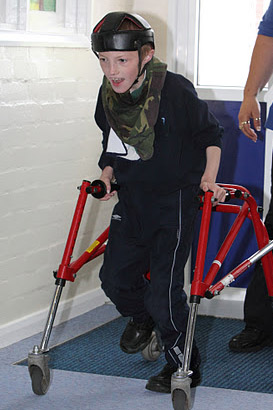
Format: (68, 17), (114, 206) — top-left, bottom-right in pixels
(101, 57), (167, 161)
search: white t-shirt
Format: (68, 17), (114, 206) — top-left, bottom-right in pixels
(106, 128), (140, 161)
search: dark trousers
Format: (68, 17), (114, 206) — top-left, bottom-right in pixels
(99, 185), (201, 368)
(244, 262), (273, 333)
(244, 165), (273, 334)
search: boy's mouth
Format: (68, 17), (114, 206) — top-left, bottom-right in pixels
(111, 78), (123, 85)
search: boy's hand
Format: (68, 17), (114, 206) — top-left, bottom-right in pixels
(99, 166), (116, 201)
(200, 181), (226, 206)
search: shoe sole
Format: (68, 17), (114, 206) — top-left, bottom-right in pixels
(145, 382), (171, 394)
(145, 375), (201, 393)
(120, 337), (152, 354)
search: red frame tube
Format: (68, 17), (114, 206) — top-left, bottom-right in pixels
(193, 184), (273, 298)
(55, 181), (273, 299)
(202, 202), (249, 290)
(69, 228), (109, 273)
(191, 191), (213, 296)
(56, 181), (108, 282)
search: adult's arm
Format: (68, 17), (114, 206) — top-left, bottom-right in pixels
(239, 35), (273, 141)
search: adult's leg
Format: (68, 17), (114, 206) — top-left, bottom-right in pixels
(245, 158), (273, 326)
(244, 261), (273, 332)
(229, 163), (273, 351)
(244, 161), (273, 330)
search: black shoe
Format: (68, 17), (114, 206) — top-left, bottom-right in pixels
(229, 326), (272, 352)
(120, 317), (154, 354)
(145, 363), (201, 393)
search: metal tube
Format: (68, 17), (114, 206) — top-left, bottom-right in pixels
(249, 240), (273, 264)
(39, 285), (63, 352)
(182, 302), (199, 372)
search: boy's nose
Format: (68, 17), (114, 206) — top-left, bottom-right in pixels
(109, 62), (119, 76)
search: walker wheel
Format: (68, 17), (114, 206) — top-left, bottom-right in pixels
(172, 388), (188, 410)
(141, 331), (161, 362)
(29, 365), (50, 395)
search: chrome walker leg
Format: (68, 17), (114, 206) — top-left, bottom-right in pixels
(171, 302), (199, 410)
(28, 283), (64, 395)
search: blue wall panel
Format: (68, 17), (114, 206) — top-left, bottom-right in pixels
(191, 100), (267, 288)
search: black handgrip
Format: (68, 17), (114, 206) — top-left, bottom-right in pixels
(86, 179), (120, 198)
(225, 190), (231, 202)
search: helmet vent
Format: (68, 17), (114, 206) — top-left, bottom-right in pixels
(117, 16), (143, 31)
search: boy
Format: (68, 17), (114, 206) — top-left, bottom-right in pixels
(91, 12), (225, 393)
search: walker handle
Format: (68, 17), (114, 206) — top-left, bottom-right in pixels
(86, 179), (120, 198)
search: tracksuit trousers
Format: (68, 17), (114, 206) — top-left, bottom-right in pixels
(99, 184), (201, 368)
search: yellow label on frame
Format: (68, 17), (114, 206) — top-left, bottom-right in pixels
(86, 240), (100, 254)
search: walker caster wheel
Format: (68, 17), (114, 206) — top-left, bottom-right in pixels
(28, 345), (50, 395)
(29, 365), (50, 395)
(171, 372), (192, 410)
(141, 331), (161, 361)
(172, 389), (187, 410)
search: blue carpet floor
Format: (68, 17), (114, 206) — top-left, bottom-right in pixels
(18, 315), (273, 394)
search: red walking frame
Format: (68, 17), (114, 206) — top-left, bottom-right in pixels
(27, 180), (273, 409)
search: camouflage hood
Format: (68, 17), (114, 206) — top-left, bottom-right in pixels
(101, 57), (167, 160)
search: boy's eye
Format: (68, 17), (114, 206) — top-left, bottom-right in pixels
(119, 58), (127, 63)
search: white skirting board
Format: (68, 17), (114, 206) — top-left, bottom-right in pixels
(0, 287), (108, 349)
(184, 256), (246, 320)
(0, 285), (246, 349)
(194, 286), (246, 319)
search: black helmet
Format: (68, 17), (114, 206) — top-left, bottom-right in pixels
(91, 12), (155, 54)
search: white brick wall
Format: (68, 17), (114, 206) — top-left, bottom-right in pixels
(0, 45), (114, 333)
(0, 0), (170, 346)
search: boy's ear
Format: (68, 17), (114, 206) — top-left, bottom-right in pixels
(143, 48), (155, 64)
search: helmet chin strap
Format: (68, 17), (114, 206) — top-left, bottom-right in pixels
(128, 49), (150, 92)
(130, 68), (144, 88)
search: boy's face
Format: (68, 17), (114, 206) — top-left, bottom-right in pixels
(98, 50), (153, 93)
